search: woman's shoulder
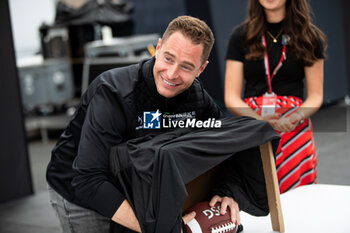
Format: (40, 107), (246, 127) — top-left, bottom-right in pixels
(230, 23), (246, 38)
(306, 25), (326, 59)
(226, 23), (247, 61)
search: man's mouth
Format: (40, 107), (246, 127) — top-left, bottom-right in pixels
(163, 78), (177, 87)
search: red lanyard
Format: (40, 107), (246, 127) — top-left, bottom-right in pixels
(262, 34), (286, 94)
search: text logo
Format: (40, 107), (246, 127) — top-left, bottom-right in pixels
(202, 206), (221, 220)
(143, 110), (161, 129)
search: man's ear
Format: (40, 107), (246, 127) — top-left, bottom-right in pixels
(155, 38), (162, 58)
(196, 60), (209, 78)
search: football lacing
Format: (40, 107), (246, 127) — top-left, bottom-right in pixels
(211, 222), (236, 233)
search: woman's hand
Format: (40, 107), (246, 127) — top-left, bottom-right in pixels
(274, 112), (304, 132)
(275, 116), (297, 132)
(288, 111), (304, 125)
(261, 113), (283, 131)
(262, 112), (304, 132)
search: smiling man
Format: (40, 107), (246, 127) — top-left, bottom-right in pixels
(153, 31), (208, 98)
(46, 16), (240, 233)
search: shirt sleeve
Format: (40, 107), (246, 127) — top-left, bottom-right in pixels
(314, 36), (325, 59)
(225, 25), (246, 62)
(71, 85), (127, 218)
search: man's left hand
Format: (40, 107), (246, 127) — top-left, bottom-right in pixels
(209, 195), (240, 225)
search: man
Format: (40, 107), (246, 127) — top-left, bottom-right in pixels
(46, 16), (239, 233)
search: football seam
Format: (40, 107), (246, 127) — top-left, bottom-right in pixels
(211, 222), (236, 233)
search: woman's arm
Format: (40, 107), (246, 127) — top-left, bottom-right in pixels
(224, 60), (260, 118)
(287, 59), (324, 127)
(224, 60), (279, 122)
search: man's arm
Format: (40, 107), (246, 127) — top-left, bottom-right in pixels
(72, 86), (131, 219)
(112, 195), (198, 232)
(112, 200), (141, 232)
(210, 147), (270, 217)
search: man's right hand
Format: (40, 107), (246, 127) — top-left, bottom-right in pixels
(112, 199), (141, 232)
(182, 211), (196, 233)
(183, 211), (196, 224)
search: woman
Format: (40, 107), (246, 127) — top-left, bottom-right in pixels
(224, 0), (327, 193)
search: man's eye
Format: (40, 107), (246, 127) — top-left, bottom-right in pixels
(182, 65), (191, 71)
(165, 57), (172, 62)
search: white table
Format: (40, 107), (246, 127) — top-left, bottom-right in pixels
(240, 184), (350, 233)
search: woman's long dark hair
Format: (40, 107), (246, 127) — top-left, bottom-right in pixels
(244, 0), (327, 66)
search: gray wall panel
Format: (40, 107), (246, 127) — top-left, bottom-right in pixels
(310, 0), (348, 103)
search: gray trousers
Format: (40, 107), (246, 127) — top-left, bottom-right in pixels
(48, 185), (110, 233)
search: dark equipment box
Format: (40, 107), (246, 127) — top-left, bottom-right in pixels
(18, 57), (74, 113)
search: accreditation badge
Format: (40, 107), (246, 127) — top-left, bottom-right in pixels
(261, 92), (277, 117)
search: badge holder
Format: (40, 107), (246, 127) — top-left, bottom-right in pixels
(261, 92), (277, 117)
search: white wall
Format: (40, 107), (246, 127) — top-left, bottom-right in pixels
(9, 0), (56, 58)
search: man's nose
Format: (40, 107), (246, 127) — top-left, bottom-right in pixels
(167, 65), (179, 80)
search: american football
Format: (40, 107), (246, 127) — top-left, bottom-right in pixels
(185, 201), (237, 233)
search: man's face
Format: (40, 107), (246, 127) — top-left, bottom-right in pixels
(153, 31), (208, 98)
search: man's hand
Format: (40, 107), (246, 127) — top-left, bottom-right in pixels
(181, 211), (196, 233)
(209, 195), (240, 225)
(183, 211), (196, 224)
(112, 199), (141, 232)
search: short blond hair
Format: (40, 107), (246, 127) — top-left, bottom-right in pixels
(162, 15), (215, 64)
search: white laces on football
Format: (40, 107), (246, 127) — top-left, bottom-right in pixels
(211, 222), (236, 233)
